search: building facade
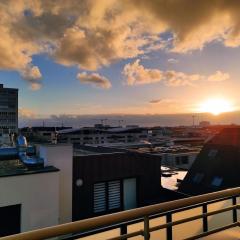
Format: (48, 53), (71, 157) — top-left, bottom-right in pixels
(57, 127), (150, 146)
(72, 152), (162, 220)
(0, 84), (18, 134)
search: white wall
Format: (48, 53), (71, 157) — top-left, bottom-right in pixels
(0, 172), (59, 232)
(39, 144), (73, 224)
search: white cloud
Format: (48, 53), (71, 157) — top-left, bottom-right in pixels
(77, 72), (112, 89)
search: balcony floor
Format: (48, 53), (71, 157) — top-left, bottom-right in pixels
(202, 227), (240, 240)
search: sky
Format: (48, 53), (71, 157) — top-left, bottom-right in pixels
(1, 1), (240, 124)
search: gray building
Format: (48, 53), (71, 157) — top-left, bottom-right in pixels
(0, 84), (18, 134)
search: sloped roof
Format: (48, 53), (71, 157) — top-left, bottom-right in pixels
(179, 127), (240, 195)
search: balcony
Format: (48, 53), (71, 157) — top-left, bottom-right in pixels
(0, 187), (240, 240)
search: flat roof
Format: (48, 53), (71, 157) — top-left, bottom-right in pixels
(0, 159), (59, 178)
(161, 165), (187, 191)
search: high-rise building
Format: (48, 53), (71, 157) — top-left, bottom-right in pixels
(0, 84), (18, 133)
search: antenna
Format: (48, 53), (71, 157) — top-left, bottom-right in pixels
(192, 115), (195, 127)
(118, 119), (124, 127)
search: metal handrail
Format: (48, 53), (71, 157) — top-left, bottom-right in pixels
(1, 187), (240, 240)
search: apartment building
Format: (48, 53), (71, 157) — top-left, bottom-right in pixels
(0, 84), (18, 134)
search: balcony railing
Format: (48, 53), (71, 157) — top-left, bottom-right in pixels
(1, 187), (240, 240)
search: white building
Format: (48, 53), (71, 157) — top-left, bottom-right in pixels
(0, 144), (73, 237)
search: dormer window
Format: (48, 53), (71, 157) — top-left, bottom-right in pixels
(211, 177), (223, 187)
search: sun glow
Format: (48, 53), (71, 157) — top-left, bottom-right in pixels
(198, 98), (235, 115)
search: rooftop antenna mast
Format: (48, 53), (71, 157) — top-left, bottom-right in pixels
(192, 115), (196, 127)
(118, 119), (124, 127)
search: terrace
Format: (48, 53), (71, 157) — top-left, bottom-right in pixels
(1, 187), (239, 240)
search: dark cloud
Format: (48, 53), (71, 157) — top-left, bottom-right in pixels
(149, 99), (162, 104)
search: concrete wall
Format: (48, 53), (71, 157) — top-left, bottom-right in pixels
(39, 144), (73, 223)
(0, 172), (59, 232)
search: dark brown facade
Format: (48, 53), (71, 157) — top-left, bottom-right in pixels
(72, 152), (161, 220)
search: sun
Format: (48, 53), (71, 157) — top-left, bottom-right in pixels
(198, 98), (235, 115)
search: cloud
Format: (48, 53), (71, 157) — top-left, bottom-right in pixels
(20, 65), (42, 90)
(168, 58), (178, 64)
(207, 71), (230, 82)
(77, 72), (112, 89)
(124, 0), (240, 52)
(149, 99), (162, 104)
(164, 71), (202, 87)
(123, 59), (202, 86)
(19, 108), (36, 119)
(123, 59), (163, 85)
(124, 59), (231, 87)
(0, 0), (240, 88)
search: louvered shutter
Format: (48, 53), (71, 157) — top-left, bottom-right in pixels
(93, 182), (106, 213)
(108, 180), (121, 210)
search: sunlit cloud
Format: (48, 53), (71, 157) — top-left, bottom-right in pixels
(123, 59), (202, 86)
(20, 65), (42, 90)
(77, 72), (112, 89)
(207, 71), (230, 82)
(168, 58), (178, 64)
(0, 0), (240, 89)
(149, 99), (162, 104)
(19, 108), (36, 119)
(123, 59), (231, 87)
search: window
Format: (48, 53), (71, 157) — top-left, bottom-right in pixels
(211, 177), (223, 187)
(93, 180), (121, 214)
(175, 156), (180, 165)
(193, 173), (204, 183)
(93, 182), (106, 213)
(208, 149), (218, 158)
(0, 205), (21, 237)
(181, 156), (189, 164)
(93, 178), (137, 214)
(43, 133), (51, 136)
(175, 156), (188, 165)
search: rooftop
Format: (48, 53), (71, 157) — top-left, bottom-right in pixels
(0, 159), (59, 178)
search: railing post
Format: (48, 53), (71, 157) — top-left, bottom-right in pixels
(144, 216), (150, 240)
(202, 203), (208, 232)
(232, 196), (237, 223)
(166, 213), (173, 240)
(120, 224), (127, 237)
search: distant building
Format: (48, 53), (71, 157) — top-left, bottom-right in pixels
(131, 145), (200, 170)
(0, 84), (18, 134)
(57, 126), (150, 146)
(199, 121), (210, 127)
(179, 127), (240, 195)
(20, 126), (72, 143)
